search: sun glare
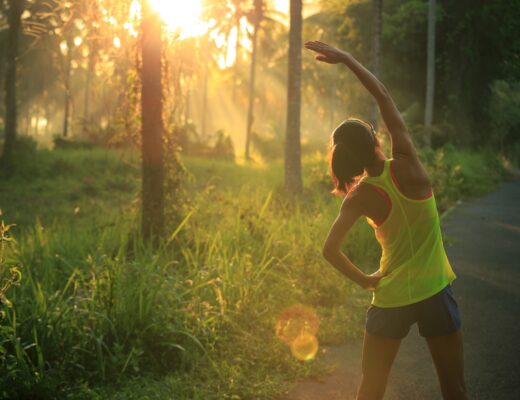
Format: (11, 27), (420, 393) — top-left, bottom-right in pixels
(148, 0), (210, 39)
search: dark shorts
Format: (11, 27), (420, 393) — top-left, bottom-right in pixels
(365, 284), (461, 339)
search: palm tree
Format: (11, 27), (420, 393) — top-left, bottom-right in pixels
(207, 0), (247, 101)
(1, 0), (25, 173)
(244, 0), (263, 160)
(424, 0), (436, 146)
(284, 0), (302, 193)
(141, 0), (165, 240)
(231, 0), (247, 101)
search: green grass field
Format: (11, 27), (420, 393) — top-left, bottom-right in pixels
(0, 144), (507, 399)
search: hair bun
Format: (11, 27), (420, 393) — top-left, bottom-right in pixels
(331, 143), (364, 180)
(329, 118), (378, 194)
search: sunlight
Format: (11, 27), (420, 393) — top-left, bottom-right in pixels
(272, 0), (288, 15)
(148, 0), (210, 40)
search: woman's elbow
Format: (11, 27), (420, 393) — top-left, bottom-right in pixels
(322, 245), (337, 261)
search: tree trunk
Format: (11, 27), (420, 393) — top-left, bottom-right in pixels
(370, 0), (382, 130)
(1, 0), (24, 173)
(0, 38), (5, 127)
(232, 13), (241, 101)
(141, 1), (165, 240)
(63, 38), (72, 137)
(201, 46), (209, 138)
(245, 1), (261, 160)
(424, 0), (436, 147)
(83, 40), (96, 134)
(284, 0), (303, 193)
(44, 90), (50, 135)
(184, 88), (190, 124)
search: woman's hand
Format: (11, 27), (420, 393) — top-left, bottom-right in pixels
(361, 270), (384, 291)
(304, 40), (350, 64)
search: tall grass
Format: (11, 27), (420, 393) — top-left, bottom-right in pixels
(0, 145), (506, 398)
(1, 177), (376, 398)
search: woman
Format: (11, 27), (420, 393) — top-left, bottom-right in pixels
(305, 41), (468, 400)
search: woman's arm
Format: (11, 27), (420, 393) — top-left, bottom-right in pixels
(322, 190), (382, 290)
(305, 40), (416, 159)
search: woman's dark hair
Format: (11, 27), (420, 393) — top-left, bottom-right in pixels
(329, 118), (379, 194)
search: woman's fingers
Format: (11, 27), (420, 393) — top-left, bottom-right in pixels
(305, 41), (341, 63)
(305, 40), (327, 49)
(305, 43), (328, 54)
(304, 42), (320, 49)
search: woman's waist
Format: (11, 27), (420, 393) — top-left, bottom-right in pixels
(379, 244), (452, 279)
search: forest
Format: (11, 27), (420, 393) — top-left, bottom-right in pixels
(0, 0), (519, 399)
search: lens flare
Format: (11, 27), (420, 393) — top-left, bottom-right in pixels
(276, 304), (320, 361)
(290, 333), (319, 361)
(276, 304), (319, 344)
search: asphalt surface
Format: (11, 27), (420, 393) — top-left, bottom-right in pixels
(278, 177), (520, 400)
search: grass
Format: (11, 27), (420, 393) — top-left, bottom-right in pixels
(0, 142), (507, 399)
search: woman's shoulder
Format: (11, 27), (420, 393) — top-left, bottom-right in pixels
(390, 156), (431, 184)
(390, 157), (433, 199)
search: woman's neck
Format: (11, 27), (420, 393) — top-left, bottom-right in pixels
(366, 155), (387, 177)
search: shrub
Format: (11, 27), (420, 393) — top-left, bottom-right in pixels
(175, 124), (235, 160)
(53, 137), (95, 150)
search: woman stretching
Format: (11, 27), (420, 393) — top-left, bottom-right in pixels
(305, 41), (468, 400)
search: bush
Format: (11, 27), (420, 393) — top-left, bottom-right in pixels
(488, 80), (520, 152)
(1, 136), (51, 180)
(251, 132), (284, 160)
(175, 124), (234, 160)
(421, 145), (505, 211)
(53, 136), (95, 150)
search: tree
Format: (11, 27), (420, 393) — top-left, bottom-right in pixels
(141, 0), (165, 240)
(231, 0), (247, 101)
(62, 36), (73, 137)
(424, 0), (435, 146)
(200, 33), (210, 138)
(1, 0), (24, 173)
(370, 0), (382, 129)
(245, 0), (262, 160)
(82, 0), (101, 132)
(284, 0), (302, 193)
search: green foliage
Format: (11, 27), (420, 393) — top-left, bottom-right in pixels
(421, 145), (505, 211)
(488, 80), (520, 162)
(308, 0), (520, 152)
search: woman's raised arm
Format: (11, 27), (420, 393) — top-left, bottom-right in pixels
(305, 40), (416, 159)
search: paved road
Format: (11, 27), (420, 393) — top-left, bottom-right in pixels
(279, 177), (520, 400)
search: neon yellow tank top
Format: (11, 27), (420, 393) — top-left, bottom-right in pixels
(360, 159), (456, 308)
